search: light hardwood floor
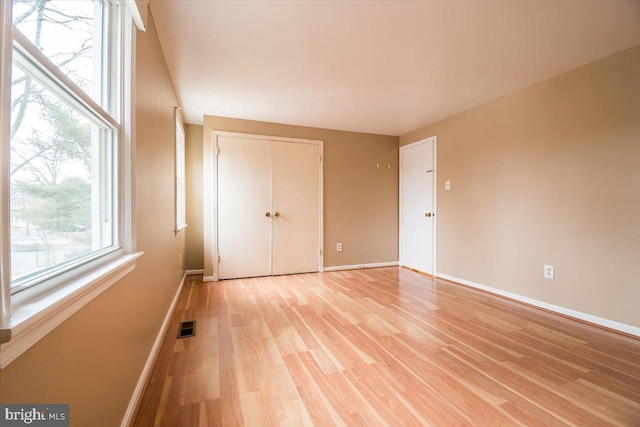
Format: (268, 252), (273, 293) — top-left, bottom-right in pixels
(133, 267), (640, 426)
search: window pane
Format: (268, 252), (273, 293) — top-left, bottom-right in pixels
(176, 118), (186, 228)
(9, 63), (113, 287)
(12, 0), (101, 101)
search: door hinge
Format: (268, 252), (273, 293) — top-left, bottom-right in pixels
(318, 248), (322, 256)
(216, 147), (220, 155)
(318, 156), (321, 163)
(217, 254), (221, 262)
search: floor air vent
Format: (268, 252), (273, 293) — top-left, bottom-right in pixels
(177, 320), (196, 338)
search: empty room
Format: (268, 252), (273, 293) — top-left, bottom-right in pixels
(0, 0), (639, 426)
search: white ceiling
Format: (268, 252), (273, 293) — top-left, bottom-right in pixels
(149, 0), (640, 136)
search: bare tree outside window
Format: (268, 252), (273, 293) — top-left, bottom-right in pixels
(9, 0), (106, 284)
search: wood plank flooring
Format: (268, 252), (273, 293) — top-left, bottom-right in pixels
(132, 267), (640, 426)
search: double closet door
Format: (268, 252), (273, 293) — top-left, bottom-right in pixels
(217, 135), (321, 280)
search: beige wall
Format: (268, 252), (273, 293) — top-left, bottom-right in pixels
(401, 46), (640, 328)
(0, 9), (185, 426)
(185, 124), (204, 271)
(196, 117), (399, 269)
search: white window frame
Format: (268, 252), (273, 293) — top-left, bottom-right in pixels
(9, 32), (118, 293)
(174, 107), (187, 233)
(0, 0), (144, 369)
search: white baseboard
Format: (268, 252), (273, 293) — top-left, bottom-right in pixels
(120, 273), (186, 427)
(185, 269), (204, 275)
(323, 261), (399, 272)
(437, 273), (640, 338)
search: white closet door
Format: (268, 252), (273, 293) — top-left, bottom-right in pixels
(271, 141), (320, 275)
(217, 136), (272, 279)
(400, 139), (435, 274)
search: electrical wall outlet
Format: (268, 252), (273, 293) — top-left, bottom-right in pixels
(336, 243), (343, 252)
(544, 264), (554, 279)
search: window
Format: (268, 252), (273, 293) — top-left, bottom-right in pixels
(10, 50), (115, 289)
(175, 109), (186, 232)
(12, 0), (102, 101)
(0, 0), (143, 368)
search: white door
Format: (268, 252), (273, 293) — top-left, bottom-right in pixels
(272, 141), (320, 275)
(217, 136), (321, 279)
(217, 136), (272, 279)
(400, 138), (435, 274)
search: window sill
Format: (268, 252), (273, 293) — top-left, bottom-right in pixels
(0, 252), (143, 369)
